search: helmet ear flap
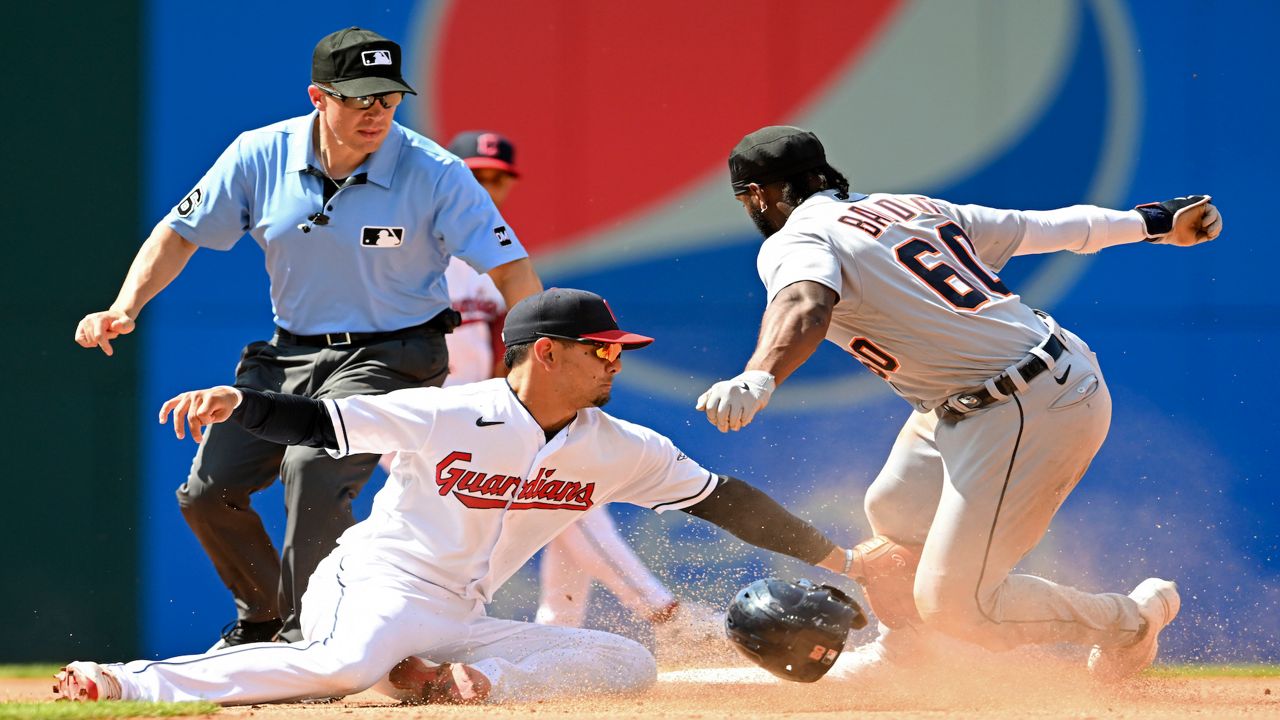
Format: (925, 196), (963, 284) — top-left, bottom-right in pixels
(724, 577), (866, 683)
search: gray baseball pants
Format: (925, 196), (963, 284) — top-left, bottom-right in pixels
(863, 326), (1143, 654)
(176, 330), (448, 642)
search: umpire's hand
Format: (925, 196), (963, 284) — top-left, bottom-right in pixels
(159, 386), (242, 443)
(74, 309), (135, 356)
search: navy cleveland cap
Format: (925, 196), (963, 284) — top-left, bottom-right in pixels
(312, 27), (417, 97)
(448, 130), (520, 178)
(729, 126), (827, 195)
(502, 289), (653, 349)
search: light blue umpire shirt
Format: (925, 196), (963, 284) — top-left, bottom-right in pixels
(163, 112), (527, 335)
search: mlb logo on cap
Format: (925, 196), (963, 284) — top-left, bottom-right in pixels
(362, 50), (393, 66)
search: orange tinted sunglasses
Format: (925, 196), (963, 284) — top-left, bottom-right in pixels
(541, 334), (623, 362)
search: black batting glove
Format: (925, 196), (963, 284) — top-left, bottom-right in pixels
(1136, 195), (1223, 246)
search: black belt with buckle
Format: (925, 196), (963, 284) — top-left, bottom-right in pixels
(942, 334), (1066, 417)
(274, 308), (462, 348)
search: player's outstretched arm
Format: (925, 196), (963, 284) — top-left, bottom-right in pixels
(696, 281), (837, 432)
(158, 386), (339, 448)
(74, 224), (197, 356)
(1001, 195), (1223, 257)
(681, 475), (849, 572)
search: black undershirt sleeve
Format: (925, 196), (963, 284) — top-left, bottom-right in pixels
(228, 388), (339, 449)
(680, 475), (836, 565)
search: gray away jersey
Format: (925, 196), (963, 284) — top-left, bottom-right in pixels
(758, 190), (1068, 410)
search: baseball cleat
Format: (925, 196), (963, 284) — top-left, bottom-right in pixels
(388, 657), (489, 704)
(52, 661), (122, 702)
(208, 617), (284, 652)
(1088, 578), (1181, 682)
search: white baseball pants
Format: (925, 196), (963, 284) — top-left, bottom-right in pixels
(536, 509), (674, 626)
(862, 327), (1143, 654)
(106, 552), (656, 704)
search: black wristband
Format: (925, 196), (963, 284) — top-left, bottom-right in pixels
(1135, 203), (1173, 238)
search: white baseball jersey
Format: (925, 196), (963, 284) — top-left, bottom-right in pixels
(758, 190), (1146, 410)
(444, 256), (506, 385)
(321, 378), (717, 602)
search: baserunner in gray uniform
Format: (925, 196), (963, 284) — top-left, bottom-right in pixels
(696, 126), (1223, 682)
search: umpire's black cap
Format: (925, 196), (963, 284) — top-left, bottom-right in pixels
(729, 126), (827, 195)
(312, 27), (417, 97)
(502, 288), (653, 350)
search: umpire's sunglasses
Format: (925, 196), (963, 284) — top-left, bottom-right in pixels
(539, 334), (624, 362)
(314, 84), (404, 111)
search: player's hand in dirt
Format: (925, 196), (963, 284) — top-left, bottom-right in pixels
(158, 385), (242, 443)
(1139, 195), (1223, 247)
(74, 309), (136, 356)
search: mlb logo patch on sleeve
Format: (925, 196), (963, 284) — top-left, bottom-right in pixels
(361, 226), (405, 247)
(493, 226), (511, 246)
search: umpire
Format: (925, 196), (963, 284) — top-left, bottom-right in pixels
(74, 27), (541, 648)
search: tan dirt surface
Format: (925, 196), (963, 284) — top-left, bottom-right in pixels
(8, 668), (1280, 720)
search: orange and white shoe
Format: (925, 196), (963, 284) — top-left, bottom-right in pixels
(52, 661), (123, 702)
(1088, 578), (1181, 682)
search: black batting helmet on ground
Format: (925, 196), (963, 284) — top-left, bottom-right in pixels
(724, 578), (867, 682)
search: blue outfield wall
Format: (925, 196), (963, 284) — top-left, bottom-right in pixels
(139, 0), (1278, 661)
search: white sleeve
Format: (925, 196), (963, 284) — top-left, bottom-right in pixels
(322, 387), (440, 458)
(758, 230), (843, 303)
(611, 431), (720, 514)
(942, 201), (1149, 268)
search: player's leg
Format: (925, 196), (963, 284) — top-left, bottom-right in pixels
(535, 532), (594, 627)
(914, 338), (1144, 652)
(70, 554), (474, 704)
(274, 333), (450, 641)
(385, 616), (656, 703)
(176, 340), (290, 642)
(830, 410), (949, 678)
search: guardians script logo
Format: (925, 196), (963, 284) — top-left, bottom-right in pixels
(435, 451), (596, 511)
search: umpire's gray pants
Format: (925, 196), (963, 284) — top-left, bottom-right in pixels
(176, 331), (448, 642)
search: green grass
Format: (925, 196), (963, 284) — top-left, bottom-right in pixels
(1144, 663), (1280, 678)
(0, 667), (60, 680)
(0, 701), (219, 719)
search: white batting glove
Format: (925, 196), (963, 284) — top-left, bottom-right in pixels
(695, 370), (777, 433)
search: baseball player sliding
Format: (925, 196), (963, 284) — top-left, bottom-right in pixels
(55, 288), (866, 705)
(442, 131), (722, 651)
(698, 126), (1223, 682)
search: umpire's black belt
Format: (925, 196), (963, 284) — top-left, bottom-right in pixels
(274, 309), (462, 348)
(940, 332), (1066, 419)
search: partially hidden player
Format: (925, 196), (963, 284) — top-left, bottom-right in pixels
(72, 27), (542, 649)
(696, 126), (1223, 682)
(55, 288), (866, 705)
(439, 130), (724, 654)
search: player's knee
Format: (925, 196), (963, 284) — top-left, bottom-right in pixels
(914, 580), (1006, 650)
(591, 633), (657, 693)
(316, 653), (386, 696)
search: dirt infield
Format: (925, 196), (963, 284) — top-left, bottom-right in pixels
(6, 663), (1280, 719)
